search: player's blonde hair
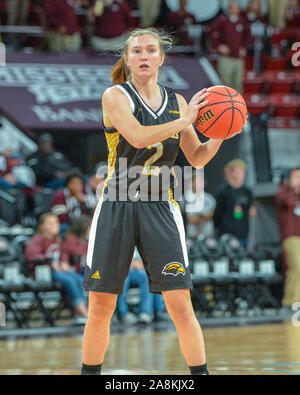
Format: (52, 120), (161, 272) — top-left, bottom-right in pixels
(110, 28), (172, 85)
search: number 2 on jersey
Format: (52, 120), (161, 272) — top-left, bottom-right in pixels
(142, 143), (163, 176)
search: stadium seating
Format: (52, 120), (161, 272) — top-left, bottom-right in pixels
(243, 72), (264, 94)
(190, 234), (282, 317)
(264, 71), (295, 94)
(243, 93), (269, 115)
(269, 94), (300, 118)
(264, 55), (289, 71)
(0, 226), (73, 328)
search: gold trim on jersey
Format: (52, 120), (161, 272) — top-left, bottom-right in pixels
(101, 131), (120, 199)
(169, 188), (181, 211)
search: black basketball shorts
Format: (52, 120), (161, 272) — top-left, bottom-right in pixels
(83, 199), (193, 294)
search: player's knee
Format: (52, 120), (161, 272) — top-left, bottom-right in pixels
(167, 302), (194, 323)
(88, 293), (117, 320)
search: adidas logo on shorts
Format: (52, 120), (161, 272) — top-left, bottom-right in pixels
(91, 270), (101, 279)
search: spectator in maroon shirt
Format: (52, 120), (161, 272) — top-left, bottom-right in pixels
(275, 168), (300, 307)
(241, 0), (267, 49)
(51, 172), (92, 233)
(89, 0), (133, 51)
(44, 0), (82, 52)
(167, 0), (198, 46)
(209, 1), (251, 93)
(25, 213), (88, 323)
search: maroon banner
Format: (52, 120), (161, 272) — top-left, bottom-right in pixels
(0, 52), (212, 132)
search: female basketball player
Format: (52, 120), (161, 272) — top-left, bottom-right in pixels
(81, 28), (226, 376)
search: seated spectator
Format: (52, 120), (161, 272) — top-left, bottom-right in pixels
(184, 172), (216, 240)
(213, 159), (257, 246)
(275, 167), (300, 308)
(25, 213), (88, 324)
(44, 0), (82, 52)
(167, 0), (198, 46)
(0, 148), (32, 189)
(209, 1), (251, 93)
(26, 133), (76, 189)
(85, 162), (107, 210)
(63, 215), (91, 275)
(117, 248), (153, 325)
(89, 0), (133, 51)
(51, 172), (92, 232)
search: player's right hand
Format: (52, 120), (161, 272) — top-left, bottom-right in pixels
(184, 89), (209, 125)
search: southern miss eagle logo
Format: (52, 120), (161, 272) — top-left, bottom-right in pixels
(162, 262), (185, 276)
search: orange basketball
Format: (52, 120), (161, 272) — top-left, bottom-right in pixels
(195, 85), (248, 139)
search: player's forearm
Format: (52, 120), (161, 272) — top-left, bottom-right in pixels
(192, 139), (223, 168)
(135, 118), (189, 148)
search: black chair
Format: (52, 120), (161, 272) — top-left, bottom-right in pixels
(0, 263), (30, 328)
(0, 189), (26, 225)
(32, 189), (54, 218)
(25, 260), (74, 326)
(252, 244), (282, 310)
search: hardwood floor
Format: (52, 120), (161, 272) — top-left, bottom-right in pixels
(0, 321), (299, 375)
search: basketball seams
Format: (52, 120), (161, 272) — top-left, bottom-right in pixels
(233, 107), (245, 126)
(207, 90), (239, 98)
(196, 86), (247, 138)
(199, 100), (247, 113)
(200, 107), (233, 135)
(224, 86), (234, 139)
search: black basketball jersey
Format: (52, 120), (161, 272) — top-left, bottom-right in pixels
(102, 81), (182, 202)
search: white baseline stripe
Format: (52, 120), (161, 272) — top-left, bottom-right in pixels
(115, 85), (135, 113)
(86, 199), (104, 269)
(168, 201), (189, 269)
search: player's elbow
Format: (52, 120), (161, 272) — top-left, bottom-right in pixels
(131, 139), (145, 149)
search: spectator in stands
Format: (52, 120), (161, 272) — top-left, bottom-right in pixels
(243, 0), (266, 23)
(275, 167), (300, 308)
(213, 159), (257, 246)
(167, 0), (198, 47)
(209, 0), (250, 93)
(241, 0), (267, 49)
(0, 148), (30, 189)
(51, 171), (92, 232)
(43, 0), (82, 52)
(285, 0), (300, 26)
(184, 171), (216, 240)
(25, 213), (88, 324)
(26, 133), (76, 189)
(84, 162), (107, 210)
(117, 248), (153, 325)
(89, 0), (133, 51)
(63, 215), (91, 275)
(268, 0), (289, 28)
(5, 0), (29, 25)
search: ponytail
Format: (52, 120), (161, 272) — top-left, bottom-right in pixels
(110, 56), (128, 85)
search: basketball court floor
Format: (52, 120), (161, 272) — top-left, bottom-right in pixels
(0, 320), (299, 375)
